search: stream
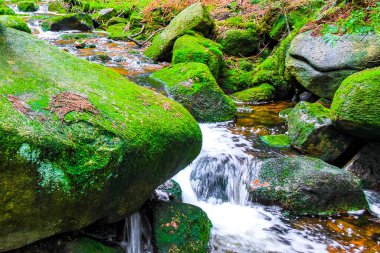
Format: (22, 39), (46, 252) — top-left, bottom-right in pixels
(10, 4), (380, 252)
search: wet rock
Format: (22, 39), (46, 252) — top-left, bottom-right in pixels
(0, 28), (202, 251)
(42, 14), (94, 32)
(260, 134), (291, 148)
(299, 91), (315, 102)
(288, 101), (354, 162)
(286, 32), (380, 99)
(0, 15), (31, 33)
(17, 1), (39, 12)
(151, 62), (236, 122)
(248, 156), (368, 215)
(218, 29), (260, 56)
(331, 67), (380, 140)
(144, 3), (214, 61)
(155, 179), (182, 202)
(345, 143), (380, 191)
(172, 34), (223, 79)
(153, 201), (212, 253)
(230, 83), (275, 104)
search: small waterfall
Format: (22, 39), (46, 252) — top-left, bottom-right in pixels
(120, 212), (153, 253)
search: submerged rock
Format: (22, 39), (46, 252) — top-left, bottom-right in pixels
(42, 14), (94, 32)
(0, 29), (202, 251)
(172, 34), (223, 79)
(248, 156), (368, 215)
(286, 32), (380, 99)
(288, 102), (354, 162)
(218, 29), (260, 56)
(331, 67), (380, 140)
(151, 62), (236, 122)
(17, 1), (39, 12)
(230, 83), (275, 104)
(144, 3), (214, 61)
(345, 143), (380, 191)
(0, 15), (31, 33)
(153, 201), (212, 253)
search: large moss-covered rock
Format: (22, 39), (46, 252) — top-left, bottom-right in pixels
(248, 156), (368, 215)
(17, 1), (39, 12)
(345, 143), (380, 191)
(218, 29), (260, 56)
(151, 63), (236, 122)
(0, 28), (202, 252)
(286, 32), (380, 99)
(153, 201), (212, 253)
(172, 34), (223, 79)
(42, 14), (94, 32)
(288, 102), (353, 162)
(0, 15), (30, 33)
(0, 4), (16, 15)
(230, 83), (275, 103)
(331, 67), (380, 140)
(92, 8), (116, 24)
(144, 3), (214, 61)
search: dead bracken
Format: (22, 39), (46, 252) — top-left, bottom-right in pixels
(8, 95), (33, 116)
(48, 92), (99, 120)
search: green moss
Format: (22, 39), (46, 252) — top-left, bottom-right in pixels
(0, 4), (16, 15)
(60, 33), (96, 40)
(107, 16), (128, 26)
(65, 238), (124, 253)
(151, 62), (237, 122)
(153, 202), (212, 253)
(218, 29), (260, 56)
(172, 34), (223, 79)
(105, 23), (142, 41)
(144, 3), (214, 61)
(230, 83), (275, 103)
(41, 14), (94, 32)
(0, 15), (31, 33)
(17, 1), (39, 12)
(0, 28), (202, 251)
(220, 68), (253, 93)
(249, 156), (368, 215)
(331, 67), (380, 140)
(260, 134), (291, 148)
(47, 1), (67, 13)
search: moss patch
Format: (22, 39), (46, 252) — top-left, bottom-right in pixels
(17, 1), (39, 12)
(0, 16), (31, 33)
(260, 134), (291, 148)
(230, 83), (275, 103)
(0, 4), (16, 15)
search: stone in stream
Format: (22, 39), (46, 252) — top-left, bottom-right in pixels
(248, 156), (368, 215)
(153, 201), (212, 253)
(345, 143), (380, 191)
(144, 3), (215, 61)
(155, 179), (183, 203)
(150, 62), (237, 122)
(218, 29), (261, 57)
(0, 28), (202, 251)
(0, 15), (31, 33)
(17, 1), (39, 12)
(172, 34), (223, 79)
(260, 134), (291, 148)
(42, 14), (94, 32)
(287, 101), (354, 162)
(331, 67), (380, 140)
(286, 32), (380, 99)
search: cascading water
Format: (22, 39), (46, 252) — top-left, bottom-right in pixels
(120, 212), (153, 253)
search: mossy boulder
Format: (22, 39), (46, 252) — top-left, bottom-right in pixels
(0, 4), (16, 15)
(42, 14), (94, 32)
(288, 102), (354, 162)
(260, 134), (291, 148)
(65, 238), (124, 253)
(0, 28), (202, 251)
(47, 1), (67, 14)
(92, 8), (116, 24)
(230, 83), (275, 103)
(151, 63), (236, 122)
(17, 1), (39, 12)
(331, 67), (380, 140)
(107, 17), (128, 26)
(144, 3), (214, 61)
(172, 35), (223, 79)
(153, 201), (212, 253)
(248, 156), (368, 215)
(345, 143), (380, 191)
(286, 32), (380, 99)
(0, 15), (31, 33)
(155, 179), (182, 203)
(218, 29), (260, 56)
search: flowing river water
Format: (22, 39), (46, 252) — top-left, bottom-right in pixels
(9, 5), (380, 252)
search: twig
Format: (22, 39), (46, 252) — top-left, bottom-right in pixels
(126, 27), (164, 48)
